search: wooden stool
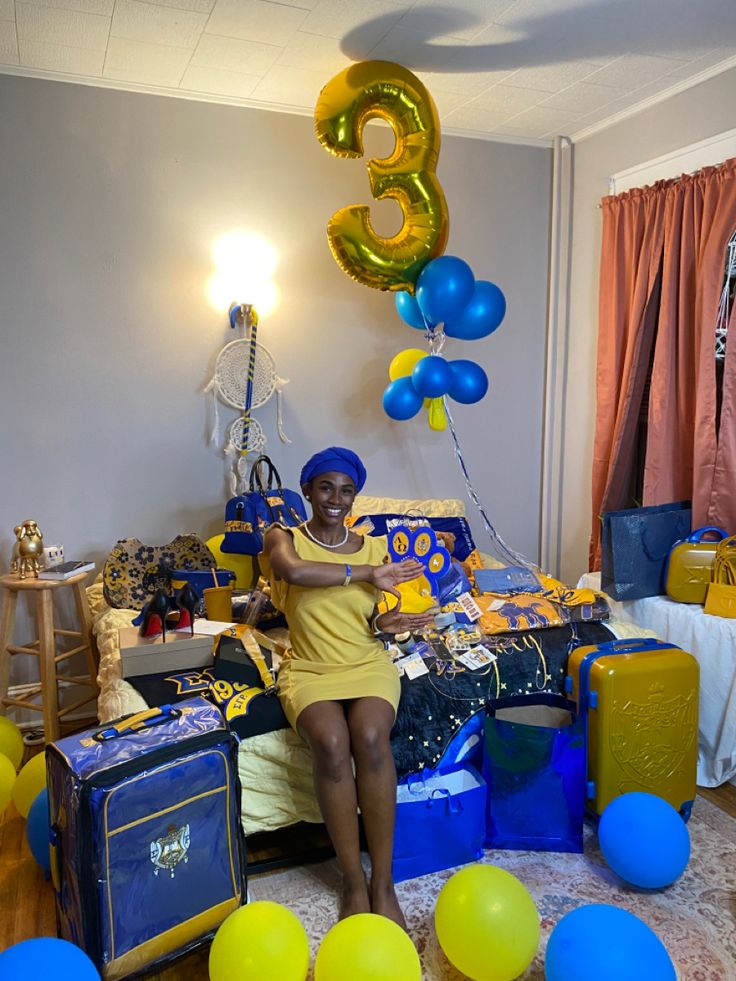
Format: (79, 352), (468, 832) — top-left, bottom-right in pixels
(0, 572), (99, 743)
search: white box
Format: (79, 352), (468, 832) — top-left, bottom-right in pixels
(118, 627), (215, 678)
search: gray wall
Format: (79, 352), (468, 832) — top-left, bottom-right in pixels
(0, 76), (551, 663)
(559, 66), (736, 585)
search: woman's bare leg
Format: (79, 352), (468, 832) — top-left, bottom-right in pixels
(297, 700), (369, 918)
(346, 697), (406, 928)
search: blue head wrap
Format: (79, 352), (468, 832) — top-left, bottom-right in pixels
(300, 447), (367, 493)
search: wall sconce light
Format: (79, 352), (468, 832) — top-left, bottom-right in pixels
(206, 230), (279, 317)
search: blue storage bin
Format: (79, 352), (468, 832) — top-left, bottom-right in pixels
(172, 568), (236, 601)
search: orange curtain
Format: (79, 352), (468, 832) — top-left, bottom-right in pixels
(589, 187), (667, 569)
(590, 158), (736, 568)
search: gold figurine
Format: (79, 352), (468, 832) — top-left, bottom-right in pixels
(11, 519), (44, 579)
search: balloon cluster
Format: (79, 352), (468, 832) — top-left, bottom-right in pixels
(383, 255), (506, 426)
(0, 717), (52, 876)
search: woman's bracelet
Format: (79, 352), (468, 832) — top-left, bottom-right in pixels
(370, 611), (384, 635)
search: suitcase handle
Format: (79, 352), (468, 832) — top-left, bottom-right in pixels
(686, 525), (728, 543)
(93, 705), (181, 741)
(593, 638), (664, 655)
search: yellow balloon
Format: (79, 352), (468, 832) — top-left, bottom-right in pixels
(315, 60), (449, 293)
(434, 865), (539, 981)
(315, 913), (420, 981)
(0, 716), (24, 770)
(209, 901), (309, 981)
(0, 754), (16, 815)
(389, 348), (427, 382)
(427, 397), (447, 431)
(12, 752), (47, 819)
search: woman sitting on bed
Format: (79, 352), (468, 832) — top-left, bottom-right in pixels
(262, 447), (432, 927)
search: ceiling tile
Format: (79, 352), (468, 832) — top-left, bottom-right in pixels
(396, 0), (517, 44)
(111, 0), (207, 49)
(416, 67), (505, 97)
(16, 3), (111, 49)
(369, 26), (467, 65)
(503, 103), (582, 137)
(0, 0), (13, 19)
(260, 0), (320, 7)
(19, 37), (105, 72)
(585, 52), (689, 89)
(502, 60), (601, 93)
(428, 86), (472, 117)
(103, 35), (192, 85)
(206, 0), (308, 47)
(180, 63), (261, 96)
(469, 82), (543, 114)
(143, 0), (214, 11)
(250, 62), (327, 107)
(0, 20), (18, 62)
(19, 0), (114, 14)
(443, 103), (511, 131)
(300, 0), (404, 47)
(666, 46), (736, 79)
(277, 31), (351, 72)
(192, 33), (280, 75)
(541, 80), (628, 113)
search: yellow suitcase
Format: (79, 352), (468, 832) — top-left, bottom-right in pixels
(665, 526), (727, 603)
(566, 638), (699, 820)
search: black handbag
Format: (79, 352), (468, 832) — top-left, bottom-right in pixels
(600, 501), (692, 600)
(221, 455), (307, 555)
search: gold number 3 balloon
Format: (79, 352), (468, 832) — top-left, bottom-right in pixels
(315, 60), (449, 293)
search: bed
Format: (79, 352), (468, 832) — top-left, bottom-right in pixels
(91, 497), (647, 837)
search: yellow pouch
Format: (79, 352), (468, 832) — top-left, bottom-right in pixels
(704, 534), (736, 617)
(704, 582), (736, 618)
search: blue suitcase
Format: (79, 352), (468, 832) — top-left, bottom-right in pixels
(47, 698), (246, 980)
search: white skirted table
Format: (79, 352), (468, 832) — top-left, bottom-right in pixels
(579, 571), (736, 788)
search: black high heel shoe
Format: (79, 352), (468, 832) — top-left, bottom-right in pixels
(169, 582), (199, 636)
(137, 588), (174, 642)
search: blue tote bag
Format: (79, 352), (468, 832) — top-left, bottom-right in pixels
(392, 763), (486, 883)
(483, 694), (585, 853)
(600, 500), (691, 600)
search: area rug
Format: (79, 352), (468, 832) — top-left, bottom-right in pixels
(249, 797), (736, 979)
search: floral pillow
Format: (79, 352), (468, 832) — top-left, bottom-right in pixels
(102, 534), (215, 610)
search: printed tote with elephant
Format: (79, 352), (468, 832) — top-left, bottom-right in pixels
(46, 698), (246, 981)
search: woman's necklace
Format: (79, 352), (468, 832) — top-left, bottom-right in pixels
(302, 521), (349, 549)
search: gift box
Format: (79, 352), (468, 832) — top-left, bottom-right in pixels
(118, 627), (215, 678)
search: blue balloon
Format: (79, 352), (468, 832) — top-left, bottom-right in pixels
(383, 376), (423, 421)
(395, 290), (431, 330)
(415, 256), (475, 326)
(0, 938), (101, 980)
(412, 356), (452, 398)
(444, 280), (506, 340)
(448, 360), (489, 404)
(598, 792), (691, 889)
(545, 904), (676, 981)
(26, 788), (51, 874)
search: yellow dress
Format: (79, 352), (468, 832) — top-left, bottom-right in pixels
(262, 527), (400, 730)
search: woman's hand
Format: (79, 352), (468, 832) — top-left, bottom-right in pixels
(370, 559), (426, 602)
(375, 606), (435, 635)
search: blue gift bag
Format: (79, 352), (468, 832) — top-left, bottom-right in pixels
(392, 763), (486, 883)
(483, 694), (585, 853)
(600, 500), (691, 600)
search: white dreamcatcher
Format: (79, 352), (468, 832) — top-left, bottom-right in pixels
(205, 305), (291, 494)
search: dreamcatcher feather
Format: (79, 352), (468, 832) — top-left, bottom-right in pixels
(204, 327), (291, 495)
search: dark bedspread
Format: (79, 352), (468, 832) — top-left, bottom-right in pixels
(390, 621), (614, 778)
(127, 621), (614, 779)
